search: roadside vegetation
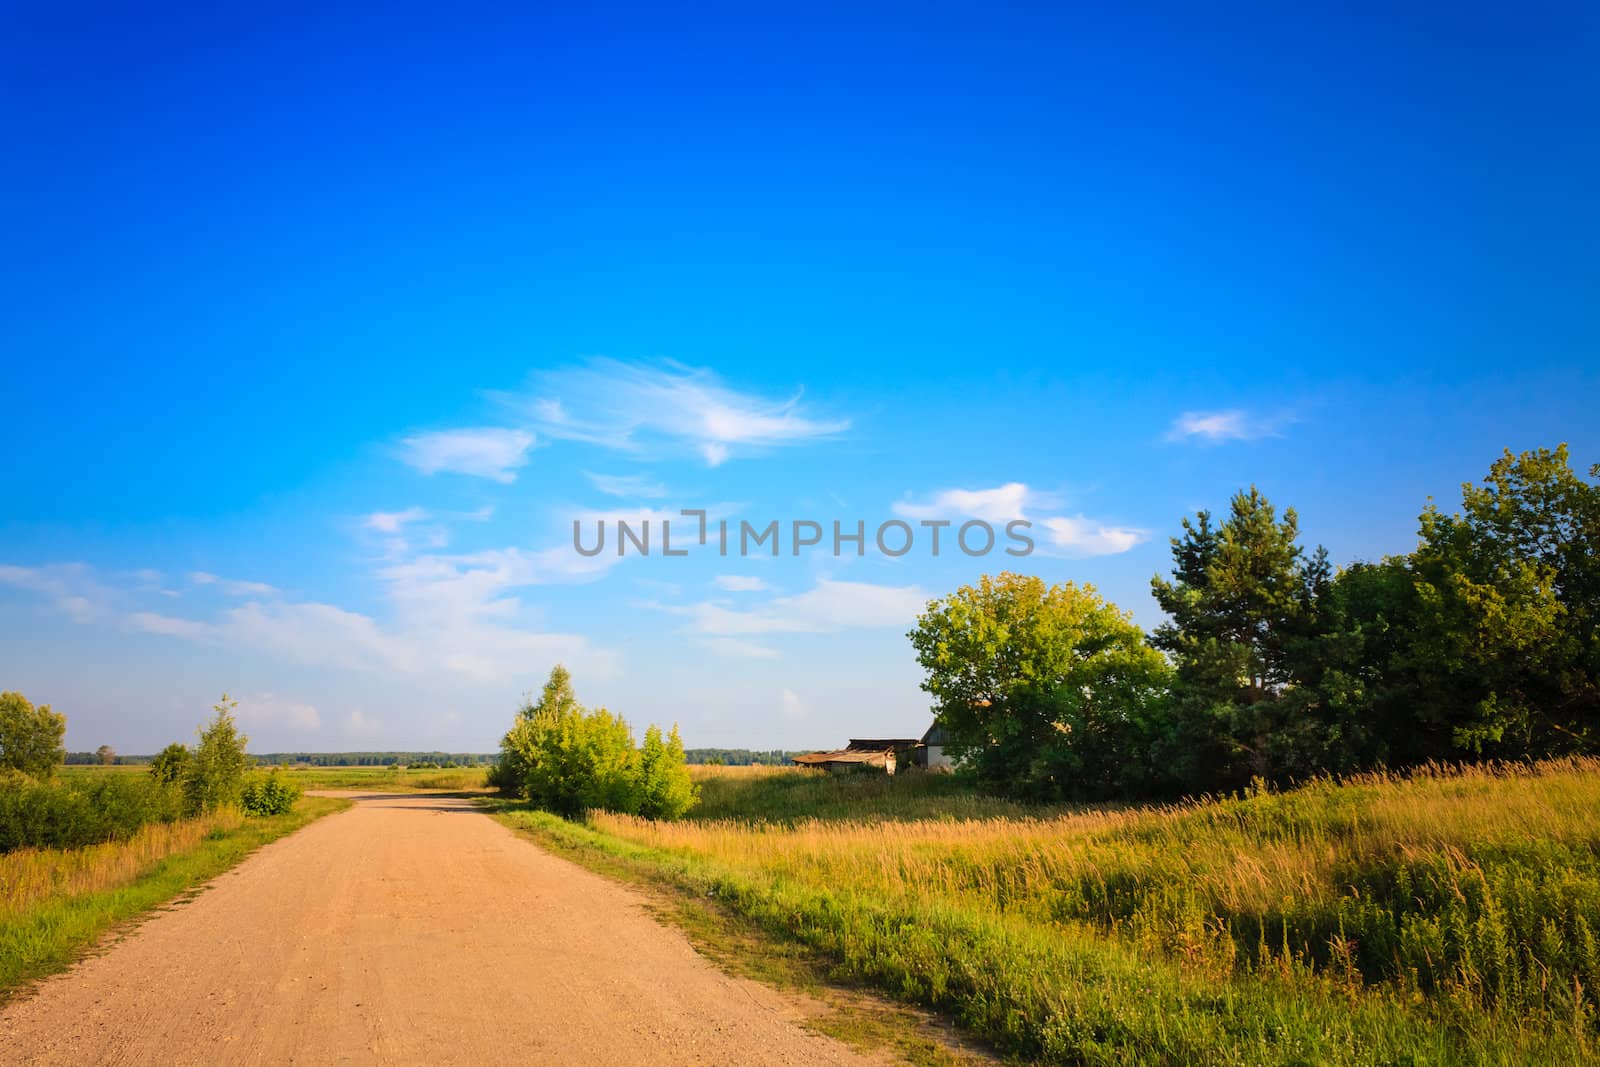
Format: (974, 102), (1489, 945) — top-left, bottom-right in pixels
(488, 665), (698, 819)
(501, 759), (1599, 1065)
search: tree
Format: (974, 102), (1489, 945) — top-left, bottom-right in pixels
(0, 691), (66, 778)
(908, 572), (1173, 800)
(184, 694), (252, 814)
(1428, 445), (1599, 754)
(636, 724), (698, 820)
(1149, 489), (1334, 789)
(96, 744), (116, 766)
(490, 665), (580, 794)
(150, 742), (192, 785)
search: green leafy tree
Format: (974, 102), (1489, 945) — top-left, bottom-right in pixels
(150, 742), (192, 785)
(1422, 445), (1598, 754)
(0, 691), (66, 778)
(183, 694), (252, 814)
(490, 665), (580, 795)
(909, 572), (1173, 800)
(636, 724), (698, 819)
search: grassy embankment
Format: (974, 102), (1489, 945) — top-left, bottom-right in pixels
(0, 794), (349, 996)
(494, 759), (1600, 1065)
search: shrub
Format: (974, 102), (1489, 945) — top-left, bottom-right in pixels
(239, 772), (301, 817)
(497, 665), (698, 819)
(0, 770), (184, 852)
(149, 742), (191, 785)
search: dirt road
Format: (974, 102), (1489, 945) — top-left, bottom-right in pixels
(0, 793), (871, 1065)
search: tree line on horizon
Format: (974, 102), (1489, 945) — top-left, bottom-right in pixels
(913, 444), (1599, 800)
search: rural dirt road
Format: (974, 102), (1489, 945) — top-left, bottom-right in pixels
(0, 793), (873, 1066)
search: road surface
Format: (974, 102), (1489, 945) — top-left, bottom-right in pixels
(0, 793), (871, 1065)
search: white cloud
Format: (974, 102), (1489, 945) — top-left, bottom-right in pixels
(701, 637), (780, 659)
(781, 688), (808, 721)
(401, 428), (536, 482)
(893, 482), (1054, 524)
(713, 575), (768, 592)
(585, 472), (669, 499)
(893, 483), (1146, 558)
(345, 710), (382, 738)
(656, 578), (927, 638)
(130, 547), (618, 684)
(512, 359), (848, 466)
(1165, 409), (1290, 444)
(1039, 516), (1150, 557)
(189, 571), (277, 597)
(0, 563), (114, 623)
(236, 692), (322, 732)
(365, 507), (430, 533)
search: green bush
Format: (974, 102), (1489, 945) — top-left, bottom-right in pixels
(497, 665), (698, 819)
(239, 771), (301, 817)
(149, 742), (191, 785)
(0, 770), (184, 852)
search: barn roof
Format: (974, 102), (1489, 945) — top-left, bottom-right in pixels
(845, 738), (920, 751)
(921, 721), (949, 745)
(792, 748), (892, 766)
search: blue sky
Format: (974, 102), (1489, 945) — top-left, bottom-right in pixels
(2, 3), (1596, 753)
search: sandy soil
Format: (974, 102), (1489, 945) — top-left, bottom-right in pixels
(0, 793), (871, 1065)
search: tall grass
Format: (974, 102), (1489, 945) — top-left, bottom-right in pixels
(502, 759), (1600, 1064)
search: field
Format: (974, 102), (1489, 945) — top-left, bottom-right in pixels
(498, 759), (1600, 1065)
(267, 764), (491, 791)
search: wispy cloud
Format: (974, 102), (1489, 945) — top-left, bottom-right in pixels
(781, 688), (808, 720)
(713, 575), (768, 592)
(0, 563), (110, 623)
(364, 507), (430, 533)
(1038, 516), (1149, 557)
(1165, 409), (1291, 444)
(893, 482), (1056, 524)
(585, 471), (670, 498)
(701, 637), (780, 659)
(654, 578), (927, 638)
(190, 571), (277, 597)
(38, 545), (621, 684)
(236, 692), (322, 732)
(510, 359), (849, 467)
(400, 427), (536, 482)
(893, 483), (1147, 557)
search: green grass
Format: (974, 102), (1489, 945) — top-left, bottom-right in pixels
(494, 760), (1600, 1065)
(0, 795), (350, 997)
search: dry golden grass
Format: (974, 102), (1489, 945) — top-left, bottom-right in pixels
(553, 758), (1600, 1062)
(0, 808), (245, 918)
